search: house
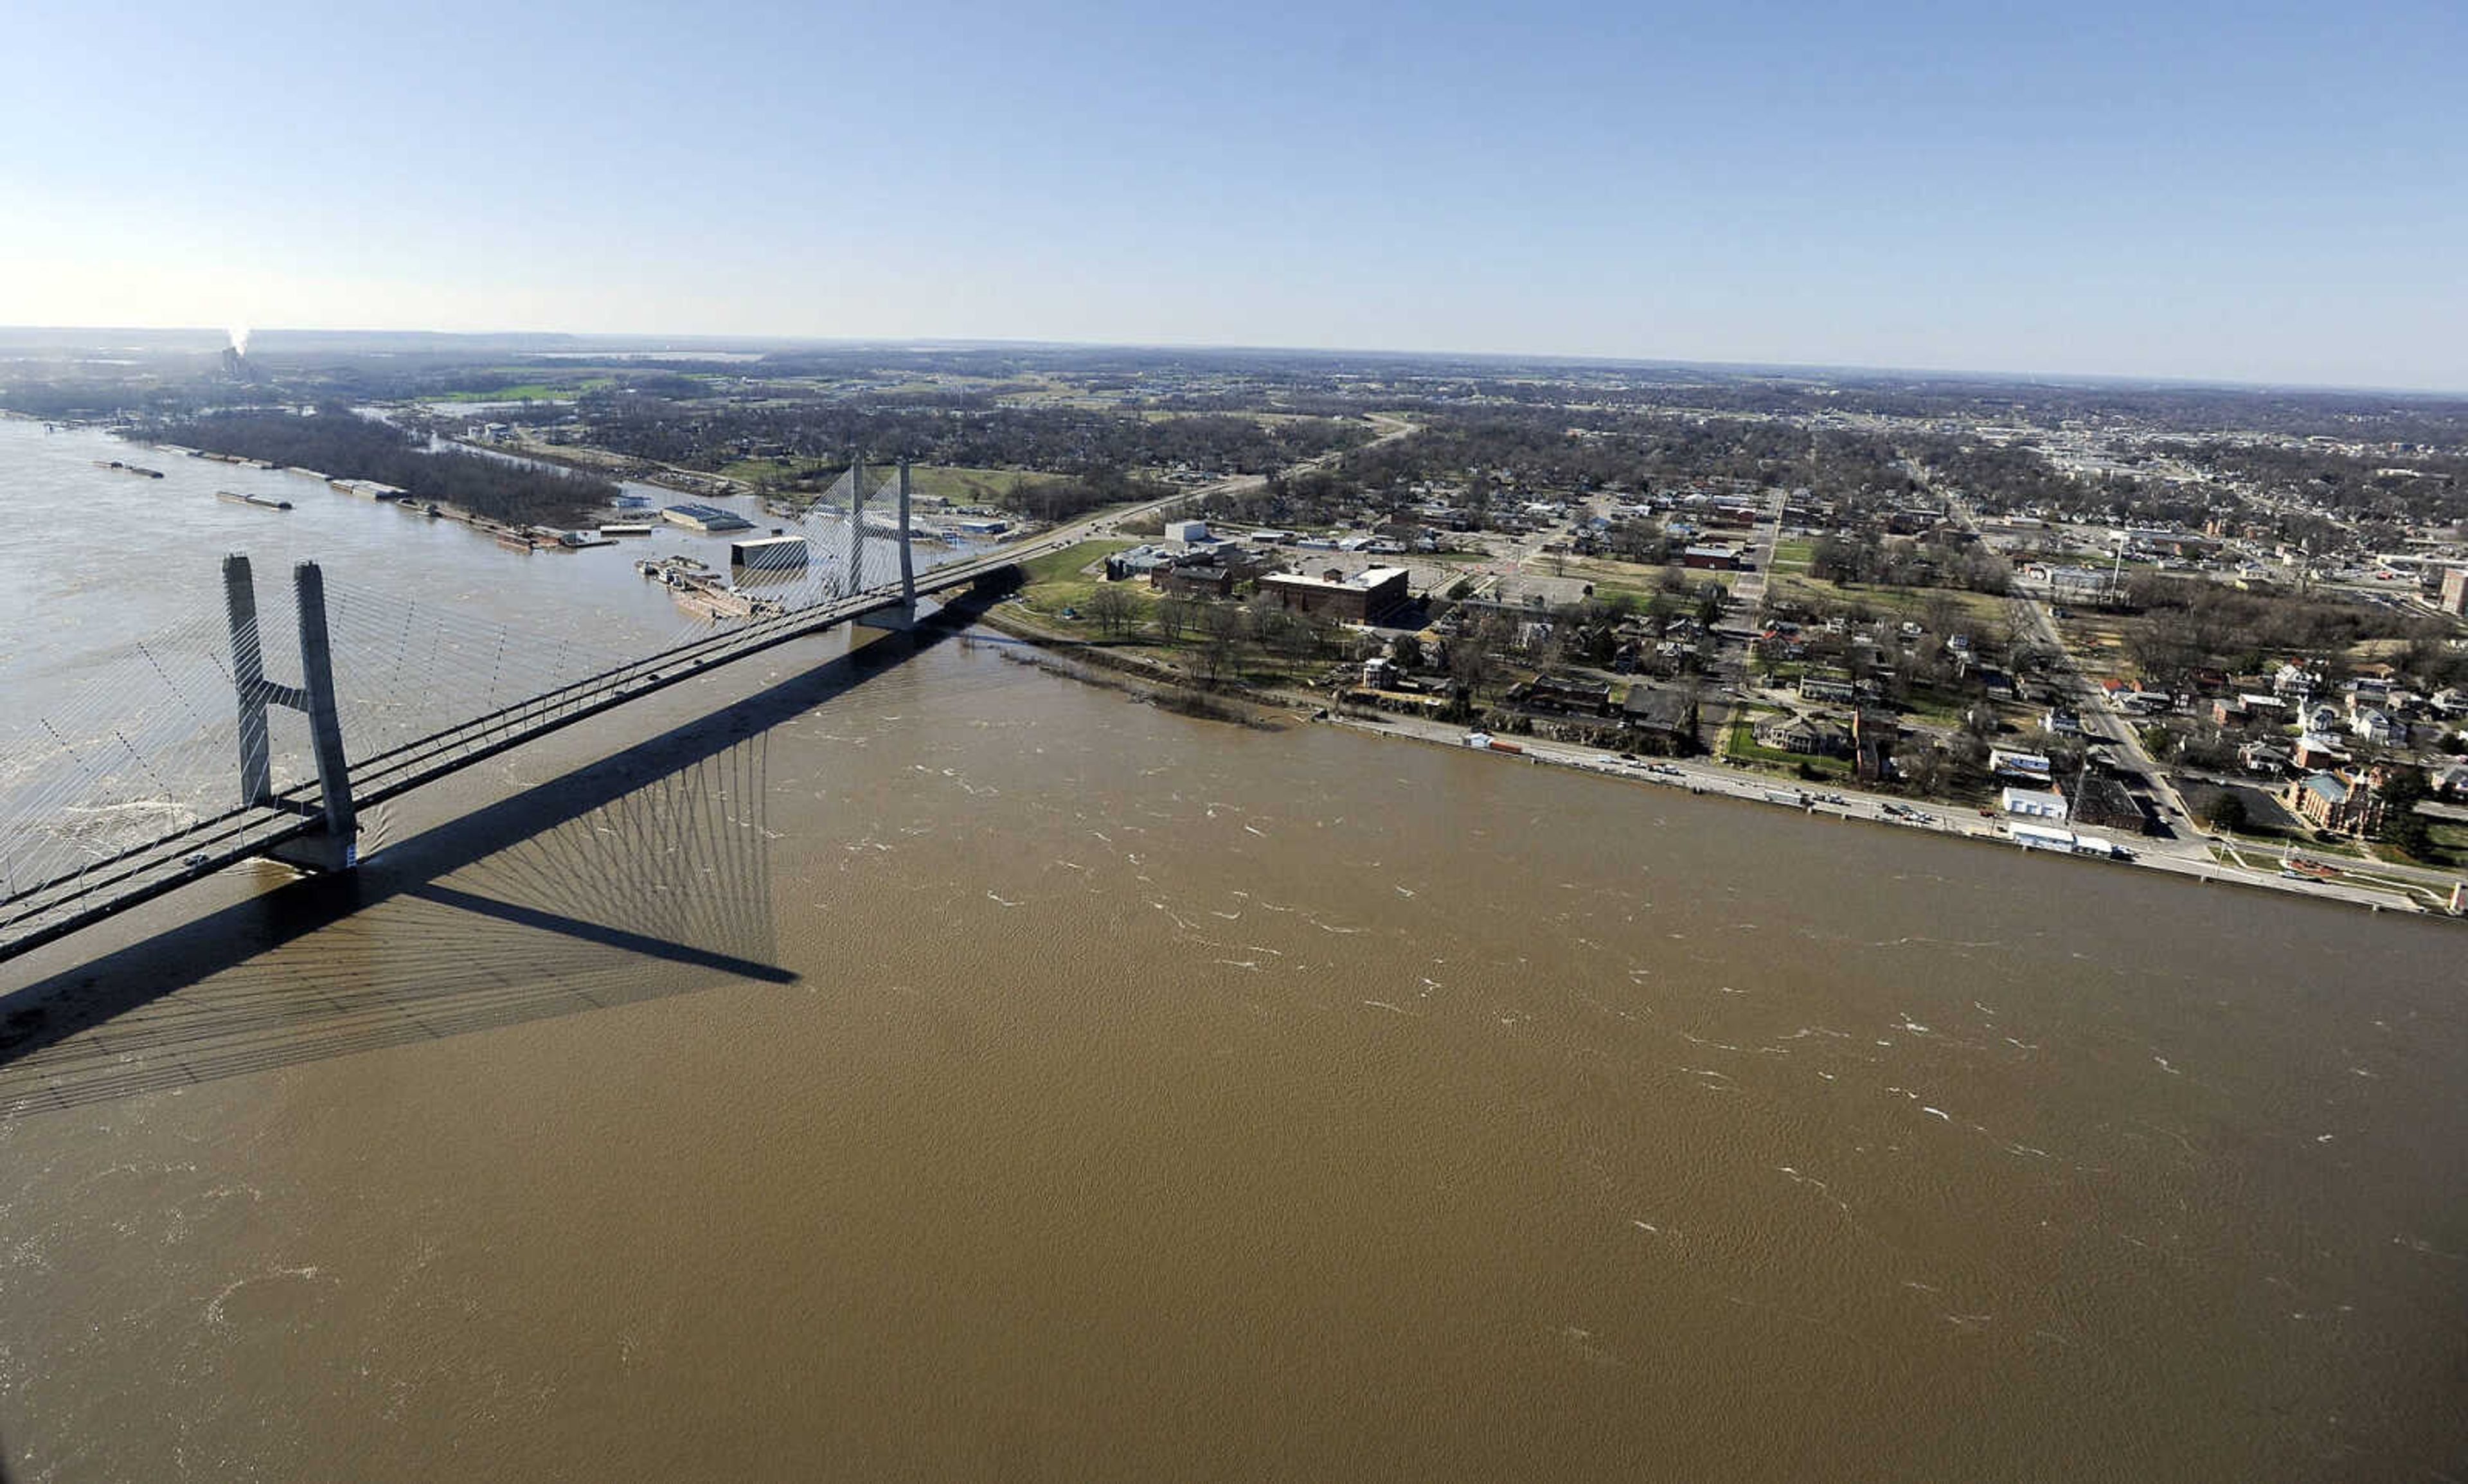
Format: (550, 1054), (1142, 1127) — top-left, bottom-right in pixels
(2070, 774), (2157, 835)
(2284, 771), (2384, 836)
(1852, 709), (1898, 782)
(1621, 686), (1699, 750)
(2044, 707), (2083, 736)
(2292, 733), (2352, 771)
(2302, 702), (2343, 735)
(2273, 662), (2317, 697)
(2432, 761), (2468, 799)
(1798, 670), (1855, 702)
(1518, 675), (1613, 715)
(2002, 786), (2071, 822)
(2239, 739), (2293, 774)
(1755, 713), (1853, 758)
(2348, 709), (2403, 747)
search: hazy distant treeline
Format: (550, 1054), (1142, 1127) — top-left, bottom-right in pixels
(583, 395), (1368, 480)
(164, 408), (616, 527)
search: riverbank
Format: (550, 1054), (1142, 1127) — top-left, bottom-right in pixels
(971, 611), (2467, 920)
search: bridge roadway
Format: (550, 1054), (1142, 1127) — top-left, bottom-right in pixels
(0, 549), (1024, 968)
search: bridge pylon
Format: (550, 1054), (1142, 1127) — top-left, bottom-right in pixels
(852, 456), (918, 633)
(846, 450), (866, 593)
(221, 554), (358, 873)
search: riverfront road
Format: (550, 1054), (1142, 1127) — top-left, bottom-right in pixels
(2009, 590), (2206, 833)
(1306, 704), (2465, 916)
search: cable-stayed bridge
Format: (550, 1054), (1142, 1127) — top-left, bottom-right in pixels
(0, 458), (1037, 966)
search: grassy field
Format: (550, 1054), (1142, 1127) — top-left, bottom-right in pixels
(1014, 540), (1142, 625)
(1539, 555), (1699, 603)
(2395, 820), (2468, 870)
(1769, 537), (1815, 574)
(432, 378), (613, 402)
(2049, 613), (2138, 684)
(907, 465), (1071, 503)
(718, 460), (1069, 504)
(1766, 573), (2008, 629)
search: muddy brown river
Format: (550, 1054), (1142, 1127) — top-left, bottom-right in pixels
(2, 625), (2462, 1481)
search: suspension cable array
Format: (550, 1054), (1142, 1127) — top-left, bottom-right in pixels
(0, 456), (981, 963)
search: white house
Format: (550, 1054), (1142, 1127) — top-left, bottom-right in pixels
(2349, 709), (2404, 747)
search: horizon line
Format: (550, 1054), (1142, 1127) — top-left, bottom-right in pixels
(4, 323), (2464, 402)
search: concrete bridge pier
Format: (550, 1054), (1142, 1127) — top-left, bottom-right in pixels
(854, 460), (920, 634)
(220, 554), (357, 873)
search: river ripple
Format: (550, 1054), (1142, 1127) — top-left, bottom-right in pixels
(0, 624), (2460, 1481)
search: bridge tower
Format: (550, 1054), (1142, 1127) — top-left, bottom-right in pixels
(846, 450), (867, 593)
(897, 458), (916, 612)
(846, 454), (917, 632)
(221, 554), (357, 872)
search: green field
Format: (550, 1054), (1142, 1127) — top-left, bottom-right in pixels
(1766, 573), (2009, 629)
(1020, 539), (1135, 587)
(906, 465), (1071, 503)
(431, 378), (613, 402)
(718, 460), (1069, 504)
(1769, 537), (1815, 573)
(1013, 540), (1145, 627)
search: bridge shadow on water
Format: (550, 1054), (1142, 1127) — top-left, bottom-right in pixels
(0, 609), (984, 1119)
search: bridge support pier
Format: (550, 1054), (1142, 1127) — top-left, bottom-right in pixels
(846, 451), (866, 594)
(897, 458), (915, 612)
(223, 554), (273, 807)
(220, 555), (358, 873)
(854, 458), (919, 633)
(280, 562), (359, 872)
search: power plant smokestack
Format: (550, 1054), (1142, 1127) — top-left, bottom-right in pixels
(222, 325), (255, 381)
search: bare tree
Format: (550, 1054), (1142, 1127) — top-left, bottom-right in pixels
(1155, 594), (1196, 644)
(1085, 583), (1135, 638)
(1195, 602), (1248, 688)
(1448, 612), (1510, 702)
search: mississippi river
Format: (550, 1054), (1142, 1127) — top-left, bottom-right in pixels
(0, 420), (2463, 1481)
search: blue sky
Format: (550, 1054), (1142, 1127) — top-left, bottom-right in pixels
(3, 0), (2462, 388)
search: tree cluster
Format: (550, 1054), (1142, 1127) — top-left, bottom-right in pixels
(161, 407), (617, 528)
(579, 393), (1368, 485)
